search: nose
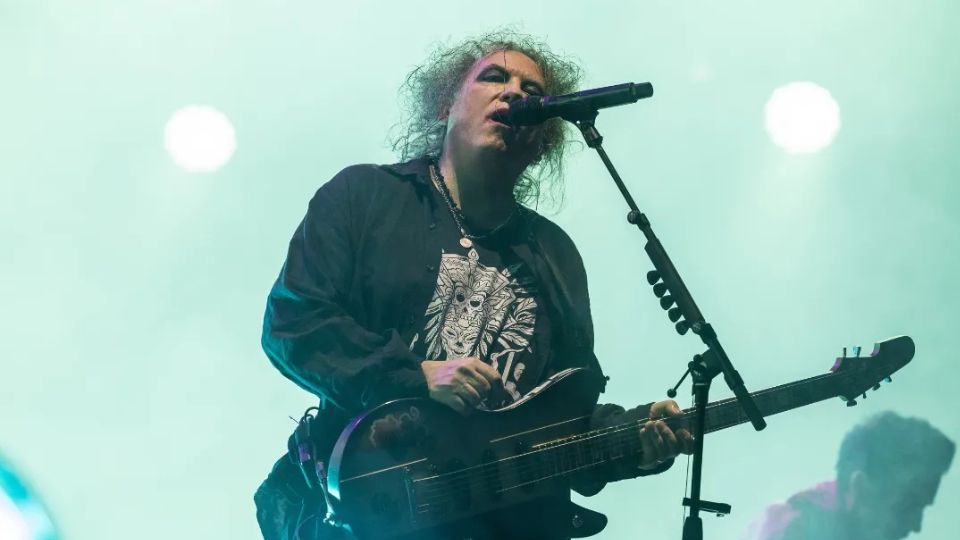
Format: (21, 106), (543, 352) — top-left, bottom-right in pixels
(907, 511), (923, 534)
(498, 89), (522, 105)
(498, 78), (525, 103)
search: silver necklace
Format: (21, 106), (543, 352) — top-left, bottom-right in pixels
(428, 162), (519, 249)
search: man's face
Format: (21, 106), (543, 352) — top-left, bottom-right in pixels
(851, 472), (942, 540)
(443, 50), (547, 167)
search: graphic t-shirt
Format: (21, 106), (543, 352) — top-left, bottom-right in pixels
(409, 238), (550, 410)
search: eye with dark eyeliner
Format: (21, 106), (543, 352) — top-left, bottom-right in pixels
(524, 84), (544, 97)
(479, 67), (544, 96)
(480, 68), (506, 82)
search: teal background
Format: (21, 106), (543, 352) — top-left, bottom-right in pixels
(1, 1), (957, 538)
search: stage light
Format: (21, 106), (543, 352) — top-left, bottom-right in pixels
(764, 82), (840, 154)
(0, 495), (32, 540)
(0, 455), (57, 540)
(164, 105), (237, 172)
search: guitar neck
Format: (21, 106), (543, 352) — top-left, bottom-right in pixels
(532, 370), (850, 480)
(697, 370), (844, 435)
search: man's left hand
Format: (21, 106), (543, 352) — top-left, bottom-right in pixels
(637, 399), (695, 470)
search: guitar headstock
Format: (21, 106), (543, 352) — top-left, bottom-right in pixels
(830, 336), (915, 405)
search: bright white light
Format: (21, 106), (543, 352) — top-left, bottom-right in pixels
(164, 105), (237, 172)
(0, 493), (30, 540)
(764, 82), (840, 154)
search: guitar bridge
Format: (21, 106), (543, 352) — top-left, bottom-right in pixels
(402, 467), (424, 525)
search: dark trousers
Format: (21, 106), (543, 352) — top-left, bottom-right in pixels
(254, 455), (350, 540)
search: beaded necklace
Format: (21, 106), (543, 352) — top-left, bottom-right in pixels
(428, 161), (520, 249)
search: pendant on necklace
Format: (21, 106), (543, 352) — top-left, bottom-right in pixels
(459, 237), (473, 249)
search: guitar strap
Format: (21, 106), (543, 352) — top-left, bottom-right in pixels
(289, 407), (341, 530)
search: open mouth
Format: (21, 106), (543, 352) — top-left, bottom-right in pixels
(488, 110), (512, 127)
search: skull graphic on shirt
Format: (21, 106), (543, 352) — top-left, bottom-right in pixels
(417, 249), (538, 402)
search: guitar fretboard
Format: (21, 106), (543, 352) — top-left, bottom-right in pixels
(500, 369), (855, 488)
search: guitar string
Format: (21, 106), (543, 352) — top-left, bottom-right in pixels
(413, 373), (837, 506)
(411, 371), (846, 507)
(416, 370), (837, 490)
(415, 422), (689, 511)
(412, 424), (645, 508)
(415, 399), (768, 506)
(416, 415), (785, 511)
(415, 407), (803, 511)
(414, 411), (707, 506)
(414, 432), (643, 511)
(414, 419), (647, 494)
(412, 398), (744, 503)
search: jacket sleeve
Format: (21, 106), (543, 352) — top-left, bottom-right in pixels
(262, 167), (428, 414)
(533, 220), (673, 496)
(567, 375), (675, 496)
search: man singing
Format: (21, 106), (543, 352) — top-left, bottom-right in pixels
(255, 29), (692, 539)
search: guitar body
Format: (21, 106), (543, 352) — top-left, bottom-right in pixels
(326, 368), (608, 540)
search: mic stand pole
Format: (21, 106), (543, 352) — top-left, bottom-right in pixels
(567, 109), (767, 540)
(679, 350), (729, 540)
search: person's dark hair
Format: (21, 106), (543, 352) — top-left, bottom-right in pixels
(389, 28), (582, 209)
(836, 411), (955, 494)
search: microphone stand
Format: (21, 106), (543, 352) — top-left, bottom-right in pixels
(565, 106), (767, 540)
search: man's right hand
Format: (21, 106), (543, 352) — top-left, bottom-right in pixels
(421, 357), (501, 414)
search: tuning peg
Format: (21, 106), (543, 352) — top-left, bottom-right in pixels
(885, 376), (892, 383)
(862, 392), (868, 400)
(646, 270), (660, 285)
(660, 295), (675, 309)
(872, 384), (881, 391)
(675, 320), (689, 335)
(842, 347), (847, 358)
(653, 282), (668, 298)
(853, 346), (861, 358)
(846, 399), (858, 407)
(668, 307), (682, 322)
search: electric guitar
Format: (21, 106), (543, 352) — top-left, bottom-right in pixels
(325, 336), (914, 539)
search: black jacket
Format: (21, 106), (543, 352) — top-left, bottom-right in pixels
(255, 158), (671, 539)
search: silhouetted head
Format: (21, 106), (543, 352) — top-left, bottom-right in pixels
(836, 411), (954, 539)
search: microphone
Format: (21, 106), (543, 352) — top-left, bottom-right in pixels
(507, 82), (653, 125)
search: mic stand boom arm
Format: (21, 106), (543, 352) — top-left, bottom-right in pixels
(566, 108), (767, 540)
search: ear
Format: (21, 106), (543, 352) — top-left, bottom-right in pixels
(437, 104), (451, 122)
(846, 470), (868, 510)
